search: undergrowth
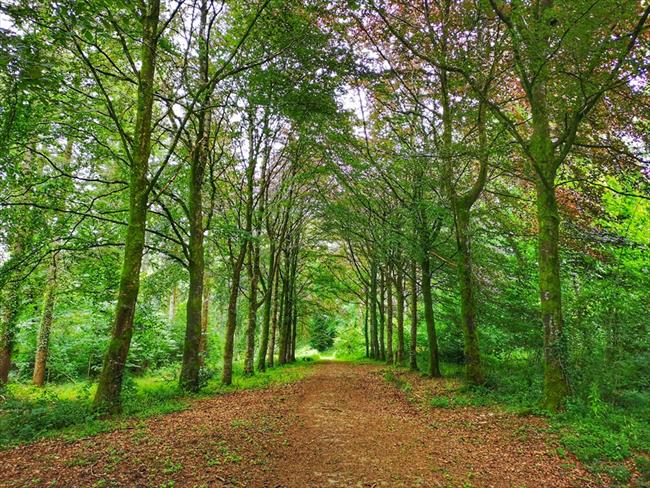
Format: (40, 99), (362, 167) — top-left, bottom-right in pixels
(383, 356), (650, 486)
(0, 360), (312, 450)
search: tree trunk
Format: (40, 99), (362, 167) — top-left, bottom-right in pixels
(33, 253), (58, 386)
(409, 260), (418, 371)
(529, 52), (570, 409)
(241, 108), (258, 374)
(421, 255), (441, 378)
(257, 245), (277, 372)
(93, 0), (161, 412)
(378, 267), (386, 360)
(199, 277), (209, 368)
(270, 271), (284, 368)
(244, 240), (260, 375)
(386, 267), (393, 364)
(290, 283), (298, 361)
(363, 287), (369, 358)
(455, 206), (484, 385)
(0, 286), (19, 385)
(284, 238), (299, 363)
(222, 245), (247, 385)
(180, 0), (211, 392)
(179, 219), (205, 390)
(369, 260), (379, 359)
(278, 256), (292, 365)
(395, 267), (405, 365)
(536, 174), (569, 410)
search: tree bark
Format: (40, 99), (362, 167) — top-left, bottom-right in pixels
(386, 266), (393, 364)
(179, 204), (205, 390)
(222, 245), (247, 385)
(421, 255), (441, 378)
(378, 267), (386, 360)
(395, 267), (405, 365)
(179, 0), (211, 392)
(33, 253), (58, 386)
(244, 239), (260, 375)
(369, 260), (379, 359)
(409, 260), (418, 371)
(445, 96), (487, 386)
(0, 286), (19, 385)
(286, 240), (299, 362)
(455, 205), (484, 385)
(363, 287), (369, 358)
(290, 285), (298, 362)
(278, 251), (292, 365)
(269, 271), (284, 368)
(529, 36), (570, 408)
(93, 0), (161, 412)
(199, 277), (209, 368)
(536, 173), (569, 410)
(257, 245), (277, 372)
(241, 108), (258, 374)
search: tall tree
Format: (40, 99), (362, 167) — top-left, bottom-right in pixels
(94, 0), (162, 412)
(32, 252), (58, 386)
(485, 0), (650, 409)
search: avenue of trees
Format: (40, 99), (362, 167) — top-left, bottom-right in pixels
(1, 0), (648, 421)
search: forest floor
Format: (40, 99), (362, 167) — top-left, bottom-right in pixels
(2, 361), (605, 488)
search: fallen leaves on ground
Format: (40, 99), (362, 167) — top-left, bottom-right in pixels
(1, 363), (602, 487)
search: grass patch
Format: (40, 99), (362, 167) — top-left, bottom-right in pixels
(383, 358), (650, 480)
(382, 369), (412, 394)
(429, 396), (450, 408)
(0, 360), (312, 450)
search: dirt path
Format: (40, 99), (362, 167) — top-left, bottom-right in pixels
(1, 362), (599, 487)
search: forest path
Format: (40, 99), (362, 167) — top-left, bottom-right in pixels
(3, 362), (599, 487)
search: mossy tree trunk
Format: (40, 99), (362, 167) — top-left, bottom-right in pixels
(378, 266), (386, 361)
(395, 267), (405, 365)
(363, 286), (370, 358)
(198, 277), (209, 368)
(257, 244), (277, 372)
(0, 286), (19, 385)
(420, 254), (441, 378)
(222, 245), (247, 385)
(269, 270), (284, 368)
(440, 69), (487, 386)
(528, 28), (570, 408)
(409, 260), (418, 371)
(290, 285), (298, 362)
(179, 139), (206, 390)
(180, 0), (211, 392)
(369, 260), (379, 359)
(454, 205), (484, 385)
(93, 0), (160, 412)
(267, 261), (281, 368)
(386, 266), (394, 364)
(33, 253), (58, 386)
(278, 242), (295, 365)
(535, 166), (569, 411)
(244, 239), (260, 374)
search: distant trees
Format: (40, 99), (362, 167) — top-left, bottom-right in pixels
(309, 314), (336, 352)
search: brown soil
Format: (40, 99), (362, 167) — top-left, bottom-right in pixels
(1, 362), (600, 487)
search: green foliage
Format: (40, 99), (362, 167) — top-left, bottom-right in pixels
(0, 361), (311, 449)
(334, 321), (366, 359)
(308, 314), (336, 352)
